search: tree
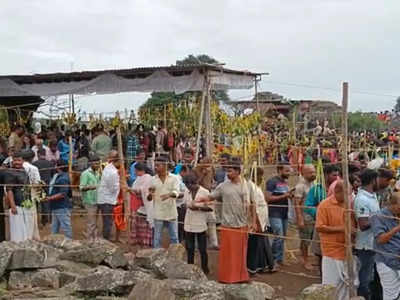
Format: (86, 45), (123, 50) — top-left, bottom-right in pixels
(394, 96), (400, 113)
(140, 54), (230, 111)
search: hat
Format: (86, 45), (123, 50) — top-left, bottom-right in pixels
(34, 122), (41, 134)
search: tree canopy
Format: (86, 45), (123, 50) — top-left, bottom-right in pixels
(140, 54), (229, 111)
(394, 96), (400, 113)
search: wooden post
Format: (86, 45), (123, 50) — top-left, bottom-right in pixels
(341, 82), (356, 297)
(204, 72), (213, 158)
(255, 77), (262, 165)
(68, 135), (73, 181)
(194, 74), (207, 167)
(116, 126), (130, 237)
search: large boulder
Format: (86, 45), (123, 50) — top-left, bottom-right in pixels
(191, 293), (225, 300)
(250, 281), (275, 300)
(0, 241), (18, 277)
(128, 278), (176, 300)
(69, 266), (154, 296)
(54, 260), (93, 276)
(165, 243), (186, 261)
(134, 248), (167, 269)
(42, 234), (83, 251)
(158, 258), (207, 281)
(164, 279), (224, 298)
(103, 247), (128, 269)
(224, 283), (266, 300)
(297, 284), (336, 300)
(8, 268), (61, 290)
(59, 247), (108, 266)
(7, 240), (62, 270)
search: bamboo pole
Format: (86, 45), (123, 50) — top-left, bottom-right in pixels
(116, 126), (130, 238)
(255, 77), (262, 165)
(341, 82), (356, 297)
(204, 72), (213, 158)
(68, 136), (73, 181)
(194, 73), (208, 167)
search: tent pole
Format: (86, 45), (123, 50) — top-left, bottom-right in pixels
(194, 72), (207, 167)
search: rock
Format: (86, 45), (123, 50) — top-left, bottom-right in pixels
(125, 253), (136, 270)
(250, 281), (275, 299)
(191, 293), (225, 300)
(71, 266), (153, 296)
(31, 268), (61, 289)
(59, 271), (79, 287)
(59, 247), (108, 266)
(103, 247), (128, 269)
(8, 268), (60, 290)
(8, 271), (31, 290)
(128, 278), (176, 300)
(164, 279), (224, 298)
(42, 234), (83, 251)
(55, 260), (93, 276)
(7, 240), (62, 270)
(96, 297), (128, 300)
(12, 297), (80, 300)
(297, 284), (336, 300)
(166, 243), (186, 261)
(135, 248), (166, 269)
(224, 283), (265, 300)
(0, 242), (18, 277)
(159, 258), (207, 281)
(8, 247), (43, 270)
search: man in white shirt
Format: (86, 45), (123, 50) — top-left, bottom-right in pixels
(97, 150), (120, 240)
(21, 149), (41, 240)
(182, 172), (212, 274)
(148, 156), (180, 248)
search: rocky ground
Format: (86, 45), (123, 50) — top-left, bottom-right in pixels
(0, 235), (276, 300)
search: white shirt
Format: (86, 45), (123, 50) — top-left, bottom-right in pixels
(150, 173), (180, 221)
(184, 186), (210, 233)
(252, 182), (269, 230)
(31, 145), (50, 162)
(97, 163), (120, 205)
(23, 162), (41, 184)
(132, 174), (154, 226)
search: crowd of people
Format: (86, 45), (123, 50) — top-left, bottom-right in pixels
(2, 120), (400, 300)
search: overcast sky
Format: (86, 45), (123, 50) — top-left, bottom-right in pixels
(1, 0), (399, 114)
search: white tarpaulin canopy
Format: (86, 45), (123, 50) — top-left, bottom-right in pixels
(0, 65), (259, 97)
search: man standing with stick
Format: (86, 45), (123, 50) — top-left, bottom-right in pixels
(198, 157), (254, 283)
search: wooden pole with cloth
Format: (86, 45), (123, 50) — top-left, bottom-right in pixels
(341, 81), (356, 297)
(116, 125), (129, 241)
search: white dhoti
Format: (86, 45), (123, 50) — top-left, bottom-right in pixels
(376, 262), (400, 300)
(322, 256), (359, 300)
(9, 206), (35, 242)
(207, 211), (218, 248)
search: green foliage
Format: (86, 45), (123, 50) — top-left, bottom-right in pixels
(394, 96), (400, 113)
(140, 54), (229, 112)
(347, 111), (385, 132)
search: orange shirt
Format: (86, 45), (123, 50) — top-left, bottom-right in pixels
(316, 195), (346, 260)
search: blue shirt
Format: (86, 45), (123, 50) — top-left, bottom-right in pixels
(266, 176), (289, 219)
(371, 208), (400, 270)
(304, 184), (326, 219)
(49, 172), (72, 210)
(128, 162), (137, 186)
(354, 188), (380, 250)
(57, 139), (75, 163)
